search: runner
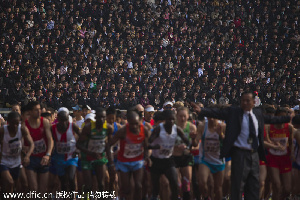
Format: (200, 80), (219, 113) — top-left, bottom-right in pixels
(136, 104), (153, 130)
(81, 105), (92, 120)
(144, 105), (155, 126)
(72, 105), (84, 129)
(76, 107), (114, 194)
(106, 107), (122, 195)
(110, 108), (151, 200)
(173, 107), (197, 200)
(149, 110), (196, 200)
(51, 108), (80, 193)
(135, 104), (153, 200)
(259, 106), (277, 200)
(197, 108), (225, 200)
(292, 115), (300, 198)
(24, 101), (54, 195)
(192, 103), (205, 200)
(11, 104), (29, 193)
(265, 108), (294, 200)
(0, 111), (34, 194)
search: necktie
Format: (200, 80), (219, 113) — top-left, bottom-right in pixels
(249, 114), (258, 150)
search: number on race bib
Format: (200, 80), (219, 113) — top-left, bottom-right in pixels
(9, 141), (22, 156)
(204, 140), (220, 153)
(33, 139), (46, 154)
(158, 144), (173, 157)
(56, 141), (76, 154)
(88, 139), (105, 153)
(123, 143), (143, 158)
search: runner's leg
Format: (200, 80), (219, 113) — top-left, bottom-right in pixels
(159, 175), (170, 200)
(164, 166), (179, 200)
(1, 170), (15, 193)
(151, 171), (161, 199)
(26, 170), (38, 192)
(95, 164), (106, 191)
(213, 170), (225, 200)
(198, 164), (210, 198)
(222, 161), (231, 198)
(192, 164), (200, 200)
(269, 167), (281, 200)
(292, 168), (300, 196)
(180, 166), (192, 200)
(17, 167), (28, 193)
(82, 169), (93, 194)
(133, 168), (144, 200)
(280, 171), (292, 199)
(259, 165), (267, 199)
(120, 171), (131, 200)
(38, 172), (49, 194)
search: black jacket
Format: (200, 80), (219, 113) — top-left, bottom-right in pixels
(199, 106), (290, 161)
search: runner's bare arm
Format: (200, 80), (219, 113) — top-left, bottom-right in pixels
(196, 121), (205, 142)
(21, 125), (34, 158)
(43, 118), (54, 156)
(109, 126), (126, 146)
(289, 124), (294, 160)
(144, 126), (151, 159)
(189, 123), (198, 147)
(264, 124), (284, 150)
(76, 123), (93, 155)
(145, 121), (152, 131)
(148, 125), (160, 146)
(72, 123), (80, 141)
(106, 123), (114, 165)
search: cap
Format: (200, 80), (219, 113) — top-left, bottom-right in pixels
(145, 106), (155, 112)
(85, 113), (95, 121)
(163, 101), (173, 107)
(72, 105), (82, 111)
(293, 105), (299, 111)
(57, 107), (70, 115)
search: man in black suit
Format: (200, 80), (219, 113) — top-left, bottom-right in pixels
(191, 92), (291, 200)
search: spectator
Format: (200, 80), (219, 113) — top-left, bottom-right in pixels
(0, 0), (298, 112)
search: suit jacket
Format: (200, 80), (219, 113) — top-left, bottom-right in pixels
(200, 106), (290, 161)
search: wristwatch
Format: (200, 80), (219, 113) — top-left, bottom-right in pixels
(45, 153), (51, 157)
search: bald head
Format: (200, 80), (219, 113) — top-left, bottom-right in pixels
(127, 109), (140, 134)
(57, 111), (69, 123)
(135, 104), (144, 112)
(127, 110), (140, 121)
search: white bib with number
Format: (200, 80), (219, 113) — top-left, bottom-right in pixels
(269, 137), (288, 156)
(88, 139), (105, 153)
(33, 139), (46, 154)
(204, 139), (220, 153)
(158, 144), (174, 157)
(56, 140), (76, 154)
(123, 143), (143, 158)
(8, 141), (22, 156)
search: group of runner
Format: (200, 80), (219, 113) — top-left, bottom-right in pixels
(0, 101), (300, 200)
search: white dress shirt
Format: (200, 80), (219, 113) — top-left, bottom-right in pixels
(234, 110), (259, 150)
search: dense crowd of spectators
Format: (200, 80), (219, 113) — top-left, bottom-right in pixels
(0, 0), (300, 111)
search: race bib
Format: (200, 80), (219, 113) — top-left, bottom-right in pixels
(56, 141), (76, 154)
(9, 140), (22, 156)
(123, 143), (143, 158)
(88, 139), (105, 153)
(269, 137), (288, 156)
(158, 144), (174, 157)
(204, 139), (220, 153)
(33, 139), (46, 154)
